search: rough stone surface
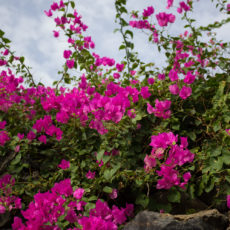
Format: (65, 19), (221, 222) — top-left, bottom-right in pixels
(123, 209), (229, 230)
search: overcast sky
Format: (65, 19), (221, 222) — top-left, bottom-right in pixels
(0, 0), (229, 86)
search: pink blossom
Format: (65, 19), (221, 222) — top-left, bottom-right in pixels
(109, 189), (118, 199)
(144, 154), (156, 172)
(179, 86), (192, 99)
(0, 131), (9, 146)
(44, 9), (53, 17)
(73, 188), (84, 200)
(51, 2), (59, 11)
(116, 63), (124, 72)
(86, 170), (95, 179)
(179, 1), (190, 12)
(156, 12), (175, 27)
(147, 103), (154, 114)
(58, 159), (70, 169)
(15, 145), (20, 152)
(66, 59), (75, 69)
(113, 73), (120, 79)
(227, 4), (230, 12)
(53, 30), (59, 37)
(184, 71), (195, 84)
(0, 205), (5, 214)
(169, 69), (178, 82)
(169, 84), (179, 95)
(226, 129), (230, 136)
(0, 121), (6, 129)
(141, 86), (151, 99)
(127, 109), (136, 119)
(27, 131), (36, 141)
(17, 133), (24, 140)
(167, 0), (174, 9)
(143, 6), (154, 17)
(148, 78), (155, 85)
(130, 70), (136, 76)
(227, 195), (230, 208)
(3, 49), (9, 56)
(38, 135), (47, 144)
(63, 50), (72, 59)
(158, 73), (165, 80)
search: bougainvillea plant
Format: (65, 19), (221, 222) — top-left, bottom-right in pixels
(0, 0), (230, 229)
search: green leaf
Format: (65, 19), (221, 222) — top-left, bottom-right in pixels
(70, 1), (75, 9)
(2, 37), (11, 43)
(167, 190), (181, 203)
(20, 56), (25, 63)
(0, 29), (5, 37)
(103, 186), (113, 193)
(213, 121), (221, 132)
(125, 30), (133, 39)
(11, 153), (21, 165)
(188, 132), (196, 141)
(135, 194), (149, 208)
(96, 149), (104, 162)
(212, 146), (222, 157)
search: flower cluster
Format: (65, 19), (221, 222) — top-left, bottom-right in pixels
(0, 174), (21, 214)
(144, 132), (194, 189)
(12, 179), (133, 229)
(147, 99), (171, 119)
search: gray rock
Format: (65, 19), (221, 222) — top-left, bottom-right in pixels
(123, 209), (229, 230)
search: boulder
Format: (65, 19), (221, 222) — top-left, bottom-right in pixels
(123, 209), (229, 230)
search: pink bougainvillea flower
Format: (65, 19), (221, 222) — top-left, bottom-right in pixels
(156, 12), (175, 27)
(44, 9), (53, 17)
(0, 131), (10, 146)
(184, 71), (195, 84)
(17, 133), (24, 140)
(144, 154), (156, 172)
(113, 72), (120, 79)
(116, 63), (124, 72)
(179, 86), (192, 99)
(179, 1), (191, 12)
(3, 49), (9, 56)
(130, 70), (136, 76)
(63, 50), (72, 59)
(58, 159), (70, 169)
(0, 205), (5, 214)
(141, 86), (151, 99)
(169, 84), (179, 95)
(53, 30), (59, 37)
(51, 2), (59, 11)
(38, 135), (47, 144)
(227, 195), (230, 208)
(158, 73), (165, 80)
(127, 109), (136, 119)
(86, 170), (95, 179)
(166, 0), (174, 9)
(148, 78), (155, 85)
(227, 4), (230, 12)
(15, 145), (20, 153)
(73, 188), (84, 200)
(66, 59), (75, 69)
(142, 6), (154, 18)
(0, 121), (6, 129)
(147, 103), (154, 114)
(27, 131), (36, 141)
(169, 69), (178, 82)
(109, 189), (118, 199)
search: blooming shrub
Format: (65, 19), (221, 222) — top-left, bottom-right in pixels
(0, 0), (229, 228)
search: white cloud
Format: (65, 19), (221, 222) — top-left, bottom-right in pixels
(0, 0), (229, 86)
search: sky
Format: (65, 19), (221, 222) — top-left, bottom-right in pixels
(0, 0), (229, 86)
